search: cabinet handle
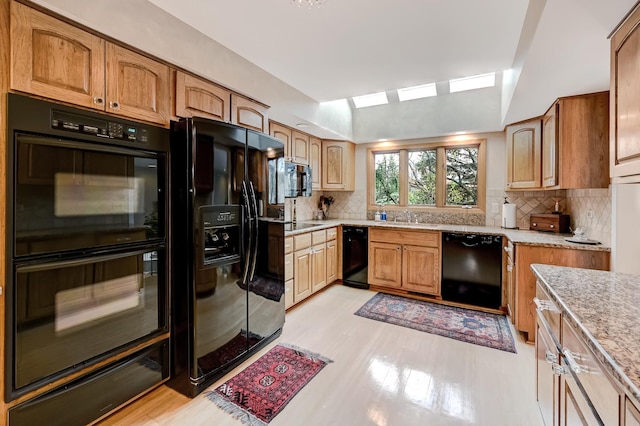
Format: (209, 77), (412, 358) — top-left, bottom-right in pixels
(550, 224), (555, 228)
(507, 265), (513, 272)
(109, 101), (120, 110)
(532, 222), (537, 227)
(563, 349), (589, 374)
(533, 297), (560, 313)
(94, 97), (104, 105)
(545, 350), (558, 364)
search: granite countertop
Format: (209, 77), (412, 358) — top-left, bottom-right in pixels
(281, 219), (610, 252)
(530, 264), (640, 403)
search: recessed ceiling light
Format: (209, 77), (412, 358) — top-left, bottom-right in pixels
(397, 83), (437, 101)
(352, 92), (388, 108)
(449, 72), (496, 93)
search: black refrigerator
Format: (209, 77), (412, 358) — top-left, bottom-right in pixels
(169, 118), (285, 397)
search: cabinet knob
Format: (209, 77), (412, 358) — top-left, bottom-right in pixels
(109, 101), (120, 110)
(550, 224), (555, 228)
(532, 222), (537, 227)
(93, 97), (104, 105)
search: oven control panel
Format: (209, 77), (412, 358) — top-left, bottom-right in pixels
(50, 110), (149, 143)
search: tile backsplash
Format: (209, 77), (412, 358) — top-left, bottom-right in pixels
(485, 187), (611, 245)
(565, 188), (611, 246)
(485, 189), (567, 229)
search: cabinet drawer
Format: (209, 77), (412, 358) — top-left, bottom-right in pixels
(326, 227), (337, 241)
(370, 228), (439, 247)
(311, 230), (326, 245)
(535, 282), (561, 343)
(294, 233), (311, 250)
(562, 318), (621, 426)
(284, 236), (293, 254)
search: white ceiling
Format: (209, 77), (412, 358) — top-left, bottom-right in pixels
(148, 0), (528, 103)
(30, 0), (639, 141)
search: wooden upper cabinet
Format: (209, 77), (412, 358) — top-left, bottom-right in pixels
(555, 92), (609, 189)
(175, 71), (231, 122)
(506, 119), (542, 190)
(310, 136), (322, 189)
(105, 43), (170, 125)
(291, 130), (310, 165)
(10, 2), (105, 110)
(231, 94), (268, 133)
(542, 104), (558, 188)
(10, 2), (171, 126)
(611, 5), (640, 181)
(270, 121), (292, 158)
(322, 140), (355, 190)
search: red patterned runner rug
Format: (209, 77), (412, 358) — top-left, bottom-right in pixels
(355, 293), (517, 353)
(206, 343), (333, 425)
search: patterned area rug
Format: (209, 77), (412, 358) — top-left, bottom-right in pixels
(355, 293), (517, 353)
(206, 343), (333, 425)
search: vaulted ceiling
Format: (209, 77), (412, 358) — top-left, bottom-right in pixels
(31, 0), (638, 142)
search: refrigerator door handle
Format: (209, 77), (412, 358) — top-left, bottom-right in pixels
(241, 180), (253, 284)
(248, 180), (259, 281)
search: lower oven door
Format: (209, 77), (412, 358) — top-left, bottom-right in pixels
(9, 248), (166, 398)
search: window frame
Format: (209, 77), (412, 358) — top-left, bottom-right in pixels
(367, 139), (486, 213)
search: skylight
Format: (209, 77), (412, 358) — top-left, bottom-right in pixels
(352, 92), (388, 108)
(397, 83), (437, 101)
(449, 72), (496, 93)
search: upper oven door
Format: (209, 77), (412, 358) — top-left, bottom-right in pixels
(13, 134), (166, 257)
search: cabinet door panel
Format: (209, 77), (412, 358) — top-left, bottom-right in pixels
(542, 104), (558, 187)
(291, 130), (309, 165)
(10, 2), (105, 109)
(613, 17), (640, 178)
(322, 141), (355, 190)
(536, 319), (559, 426)
(506, 120), (542, 189)
(310, 137), (322, 189)
(402, 245), (440, 295)
(311, 244), (326, 293)
(18, 142), (82, 185)
(106, 44), (170, 125)
(368, 242), (401, 288)
(269, 121), (292, 159)
(231, 94), (268, 133)
(175, 71), (231, 121)
(326, 239), (338, 284)
(293, 248), (312, 303)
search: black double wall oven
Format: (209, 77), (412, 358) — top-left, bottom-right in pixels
(5, 94), (170, 423)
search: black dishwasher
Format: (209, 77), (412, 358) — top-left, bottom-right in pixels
(342, 227), (369, 289)
(441, 233), (502, 309)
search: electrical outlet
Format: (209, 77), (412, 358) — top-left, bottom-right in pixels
(586, 210), (594, 219)
(492, 203), (499, 214)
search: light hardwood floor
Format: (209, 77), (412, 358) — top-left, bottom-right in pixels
(99, 285), (544, 426)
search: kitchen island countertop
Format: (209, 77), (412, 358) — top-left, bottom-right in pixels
(282, 219), (610, 252)
(531, 264), (640, 404)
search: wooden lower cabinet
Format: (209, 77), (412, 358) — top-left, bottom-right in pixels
(626, 398), (640, 426)
(369, 242), (402, 288)
(326, 239), (337, 283)
(368, 228), (441, 296)
(288, 227), (338, 309)
(402, 245), (440, 294)
(311, 243), (326, 292)
(515, 245), (609, 343)
(293, 247), (312, 303)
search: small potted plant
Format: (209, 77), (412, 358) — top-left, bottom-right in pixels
(318, 196), (334, 219)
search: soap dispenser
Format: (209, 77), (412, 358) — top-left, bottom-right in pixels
(374, 207), (381, 221)
(381, 207), (387, 221)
